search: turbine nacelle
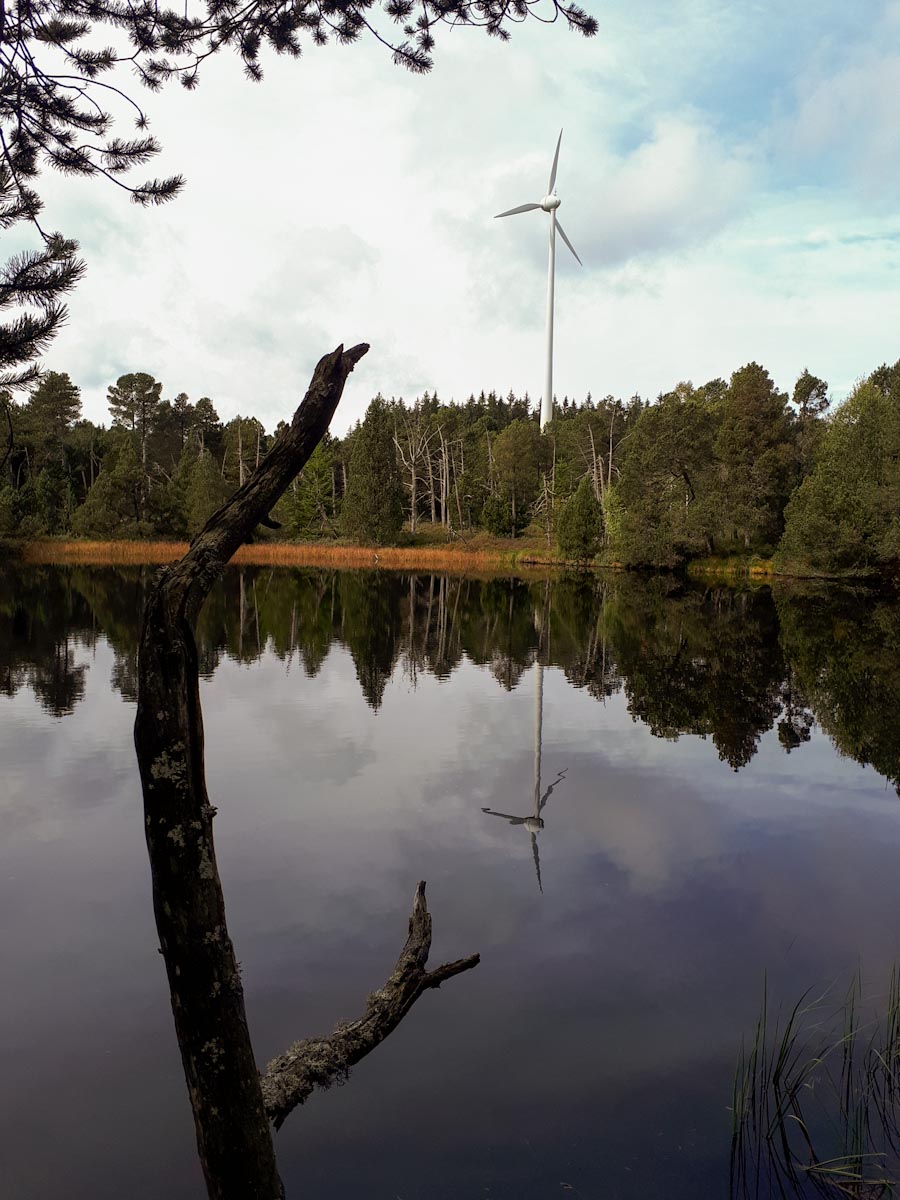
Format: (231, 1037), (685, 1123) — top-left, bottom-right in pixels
(493, 129), (583, 431)
(493, 130), (581, 266)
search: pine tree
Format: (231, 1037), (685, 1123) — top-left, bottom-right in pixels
(71, 435), (143, 536)
(26, 371), (81, 469)
(0, 223), (84, 391)
(158, 438), (201, 537)
(714, 363), (794, 550)
(107, 373), (162, 521)
(791, 368), (830, 478)
(172, 393), (195, 450)
(609, 384), (720, 566)
(223, 416), (267, 487)
(489, 419), (545, 537)
(185, 449), (231, 538)
(279, 439), (338, 538)
(557, 476), (604, 561)
(778, 374), (900, 577)
(340, 396), (404, 544)
(193, 397), (223, 455)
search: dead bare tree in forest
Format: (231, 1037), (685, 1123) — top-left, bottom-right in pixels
(134, 343), (480, 1200)
(393, 408), (433, 534)
(0, 396), (13, 476)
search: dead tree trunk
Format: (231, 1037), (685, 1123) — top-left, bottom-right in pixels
(427, 451), (437, 523)
(134, 344), (478, 1200)
(0, 399), (13, 478)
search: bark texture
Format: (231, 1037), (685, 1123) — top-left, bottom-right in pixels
(134, 343), (479, 1200)
(135, 345), (368, 1199)
(261, 881), (479, 1128)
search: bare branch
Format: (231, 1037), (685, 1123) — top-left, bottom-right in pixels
(261, 880), (480, 1130)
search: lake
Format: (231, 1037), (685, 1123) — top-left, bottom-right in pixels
(2, 562), (899, 1199)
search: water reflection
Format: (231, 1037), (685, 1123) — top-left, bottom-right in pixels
(1, 562), (898, 792)
(482, 664), (568, 892)
(4, 560), (900, 1200)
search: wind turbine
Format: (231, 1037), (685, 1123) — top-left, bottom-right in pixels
(495, 129), (582, 431)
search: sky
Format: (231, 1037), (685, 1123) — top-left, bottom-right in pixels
(26, 0), (900, 433)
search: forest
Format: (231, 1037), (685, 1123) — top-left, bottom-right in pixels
(1, 355), (898, 579)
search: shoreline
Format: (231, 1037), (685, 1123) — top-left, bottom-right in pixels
(6, 539), (889, 585)
(12, 537), (572, 574)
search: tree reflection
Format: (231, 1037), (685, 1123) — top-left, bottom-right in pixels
(776, 586), (900, 793)
(0, 564), (94, 715)
(339, 570), (403, 709)
(602, 578), (785, 770)
(2, 562), (899, 791)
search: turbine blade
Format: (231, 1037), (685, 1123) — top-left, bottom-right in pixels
(556, 220), (582, 266)
(495, 202), (541, 218)
(548, 129), (563, 192)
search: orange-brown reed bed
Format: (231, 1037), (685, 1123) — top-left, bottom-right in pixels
(17, 538), (565, 575)
(20, 539), (190, 565)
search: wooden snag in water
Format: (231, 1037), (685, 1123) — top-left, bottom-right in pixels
(133, 343), (480, 1199)
(262, 880), (479, 1128)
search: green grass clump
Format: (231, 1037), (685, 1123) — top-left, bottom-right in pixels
(733, 968), (900, 1198)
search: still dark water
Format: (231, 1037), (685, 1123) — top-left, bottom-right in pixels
(2, 563), (899, 1199)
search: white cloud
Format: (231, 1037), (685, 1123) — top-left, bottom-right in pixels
(572, 115), (753, 265)
(20, 0), (900, 432)
(782, 50), (900, 201)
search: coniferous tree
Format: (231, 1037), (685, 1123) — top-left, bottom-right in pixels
(171, 393), (195, 451)
(223, 416), (267, 486)
(557, 475), (604, 561)
(71, 435), (143, 536)
(0, 216), (84, 391)
(777, 373), (900, 577)
(791, 368), (830, 478)
(714, 363), (794, 550)
(26, 371), (81, 468)
(193, 397), (223, 455)
(277, 438), (339, 538)
(0, 481), (15, 534)
(185, 448), (231, 538)
(488, 418), (545, 537)
(31, 464), (67, 531)
(107, 372), (162, 520)
(606, 384), (719, 567)
(792, 369), (829, 421)
(157, 437), (201, 536)
(341, 396), (404, 544)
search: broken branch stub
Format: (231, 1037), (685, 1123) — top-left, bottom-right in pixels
(261, 881), (480, 1129)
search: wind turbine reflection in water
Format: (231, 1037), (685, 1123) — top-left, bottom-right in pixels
(482, 663), (568, 893)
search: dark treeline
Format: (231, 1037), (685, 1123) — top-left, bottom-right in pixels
(3, 564), (898, 791)
(1, 357), (898, 577)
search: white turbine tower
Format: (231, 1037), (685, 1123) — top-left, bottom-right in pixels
(495, 129), (582, 431)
